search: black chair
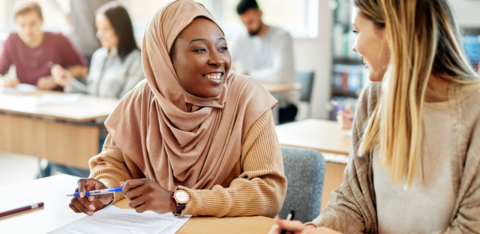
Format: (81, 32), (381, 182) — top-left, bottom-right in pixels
(295, 70), (315, 118)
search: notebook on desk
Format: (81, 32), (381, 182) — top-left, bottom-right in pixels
(0, 195), (44, 219)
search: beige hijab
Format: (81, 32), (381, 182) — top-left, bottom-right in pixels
(104, 0), (277, 191)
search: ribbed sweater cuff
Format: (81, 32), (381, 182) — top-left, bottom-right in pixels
(179, 186), (224, 217)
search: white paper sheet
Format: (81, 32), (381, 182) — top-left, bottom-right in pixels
(0, 83), (38, 94)
(37, 93), (81, 104)
(48, 206), (191, 234)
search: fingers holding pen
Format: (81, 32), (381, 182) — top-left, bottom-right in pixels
(70, 197), (94, 216)
(122, 179), (146, 194)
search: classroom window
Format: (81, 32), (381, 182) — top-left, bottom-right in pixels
(0, 0), (319, 40)
(126, 0), (318, 39)
(0, 0), (7, 31)
(125, 0), (207, 38)
(127, 0), (207, 23)
(0, 0), (71, 33)
(219, 0), (319, 38)
(37, 0), (71, 32)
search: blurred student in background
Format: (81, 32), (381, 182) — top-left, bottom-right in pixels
(0, 0), (87, 90)
(46, 2), (143, 178)
(51, 2), (143, 99)
(45, 0), (112, 65)
(230, 0), (298, 124)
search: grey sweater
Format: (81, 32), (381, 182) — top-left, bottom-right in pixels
(311, 82), (480, 233)
(66, 48), (144, 99)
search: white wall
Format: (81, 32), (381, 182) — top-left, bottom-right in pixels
(292, 0), (333, 119)
(449, 0), (480, 27)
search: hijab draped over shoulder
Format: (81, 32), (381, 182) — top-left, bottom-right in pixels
(103, 0), (277, 191)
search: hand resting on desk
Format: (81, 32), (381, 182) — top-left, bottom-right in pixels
(0, 75), (20, 88)
(120, 178), (176, 214)
(69, 178), (176, 216)
(68, 178), (113, 216)
(51, 64), (72, 87)
(37, 76), (58, 90)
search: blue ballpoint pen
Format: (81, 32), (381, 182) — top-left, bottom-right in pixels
(66, 186), (123, 197)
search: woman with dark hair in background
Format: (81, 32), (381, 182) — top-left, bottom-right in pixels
(52, 1), (144, 99)
(47, 2), (144, 178)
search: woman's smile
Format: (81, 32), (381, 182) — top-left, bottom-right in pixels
(362, 56), (369, 68)
(203, 72), (224, 82)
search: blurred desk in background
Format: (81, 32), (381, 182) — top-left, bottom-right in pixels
(0, 83), (300, 170)
(0, 91), (119, 170)
(262, 83), (302, 94)
(262, 83), (302, 124)
(276, 119), (352, 209)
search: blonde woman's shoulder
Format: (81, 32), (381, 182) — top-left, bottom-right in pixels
(453, 82), (480, 126)
(357, 81), (382, 116)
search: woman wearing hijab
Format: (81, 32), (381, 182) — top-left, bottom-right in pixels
(67, 0), (287, 218)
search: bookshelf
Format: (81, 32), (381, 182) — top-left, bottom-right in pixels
(329, 1), (480, 121)
(329, 0), (368, 120)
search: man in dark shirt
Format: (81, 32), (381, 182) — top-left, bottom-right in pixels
(0, 0), (87, 90)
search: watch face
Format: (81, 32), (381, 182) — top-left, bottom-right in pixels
(175, 190), (189, 203)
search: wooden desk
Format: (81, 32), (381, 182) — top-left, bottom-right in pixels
(0, 91), (119, 122)
(262, 83), (302, 94)
(115, 199), (274, 234)
(0, 175), (274, 234)
(0, 92), (119, 169)
(276, 119), (351, 155)
(0, 83), (299, 169)
(276, 119), (352, 209)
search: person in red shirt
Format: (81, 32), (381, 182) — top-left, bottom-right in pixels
(0, 0), (87, 90)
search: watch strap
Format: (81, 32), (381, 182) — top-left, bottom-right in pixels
(173, 204), (186, 216)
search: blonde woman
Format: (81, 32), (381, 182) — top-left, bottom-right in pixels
(270, 0), (480, 233)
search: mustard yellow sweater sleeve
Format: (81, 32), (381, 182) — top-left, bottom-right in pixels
(89, 110), (287, 217)
(180, 109), (287, 218)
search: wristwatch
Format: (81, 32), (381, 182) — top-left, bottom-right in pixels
(172, 187), (190, 217)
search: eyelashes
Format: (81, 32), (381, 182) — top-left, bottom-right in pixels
(192, 47), (228, 52)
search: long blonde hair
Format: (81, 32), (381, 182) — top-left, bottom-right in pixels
(355, 0), (479, 187)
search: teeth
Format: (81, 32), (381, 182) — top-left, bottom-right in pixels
(206, 73), (222, 80)
(363, 58), (367, 64)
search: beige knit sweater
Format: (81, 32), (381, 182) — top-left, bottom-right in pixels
(311, 82), (480, 233)
(89, 110), (287, 218)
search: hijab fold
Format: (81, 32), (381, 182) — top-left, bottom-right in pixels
(104, 0), (277, 191)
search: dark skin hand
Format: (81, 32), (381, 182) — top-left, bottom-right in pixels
(68, 178), (113, 216)
(121, 179), (176, 214)
(171, 17), (232, 98)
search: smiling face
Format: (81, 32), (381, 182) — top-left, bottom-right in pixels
(170, 17), (231, 98)
(351, 7), (390, 82)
